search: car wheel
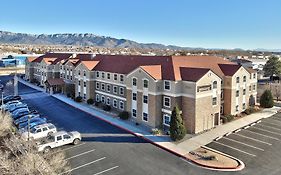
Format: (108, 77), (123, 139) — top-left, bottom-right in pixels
(44, 146), (51, 153)
(47, 132), (53, 136)
(73, 138), (80, 145)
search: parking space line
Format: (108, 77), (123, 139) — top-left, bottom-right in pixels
(270, 117), (281, 121)
(213, 141), (256, 157)
(251, 126), (281, 136)
(60, 143), (86, 152)
(257, 123), (281, 131)
(59, 157), (106, 175)
(65, 149), (96, 160)
(262, 121), (281, 128)
(243, 130), (279, 140)
(222, 137), (264, 151)
(267, 118), (281, 123)
(233, 133), (272, 145)
(93, 166), (119, 175)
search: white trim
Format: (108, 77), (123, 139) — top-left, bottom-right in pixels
(163, 96), (171, 108)
(101, 83), (105, 91)
(106, 84), (111, 92)
(96, 82), (100, 89)
(162, 108), (172, 114)
(164, 80), (171, 91)
(119, 101), (124, 110)
(163, 114), (171, 127)
(94, 79), (126, 87)
(113, 85), (118, 94)
(96, 94), (100, 102)
(113, 99), (117, 108)
(106, 97), (111, 105)
(101, 96), (105, 104)
(95, 90), (127, 101)
(132, 77), (137, 86)
(142, 78), (149, 89)
(119, 87), (124, 95)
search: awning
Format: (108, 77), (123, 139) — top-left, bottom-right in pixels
(45, 78), (65, 86)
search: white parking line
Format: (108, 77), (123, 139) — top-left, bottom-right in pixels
(59, 157), (106, 175)
(61, 143), (86, 152)
(213, 141), (256, 157)
(93, 166), (119, 175)
(257, 123), (281, 131)
(66, 149), (96, 160)
(243, 130), (279, 140)
(251, 126), (281, 136)
(233, 133), (272, 145)
(222, 137), (264, 151)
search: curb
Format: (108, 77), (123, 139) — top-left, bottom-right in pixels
(20, 79), (244, 171)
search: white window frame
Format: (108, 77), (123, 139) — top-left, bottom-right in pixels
(107, 84), (111, 92)
(96, 94), (100, 102)
(143, 95), (148, 104)
(114, 74), (118, 81)
(163, 114), (171, 127)
(113, 86), (118, 94)
(101, 96), (105, 104)
(142, 112), (148, 122)
(119, 101), (124, 110)
(163, 96), (170, 108)
(106, 97), (110, 105)
(96, 71), (99, 78)
(113, 99), (117, 108)
(119, 87), (124, 95)
(96, 82), (100, 89)
(132, 77), (137, 86)
(101, 83), (105, 91)
(132, 93), (137, 101)
(143, 79), (149, 89)
(132, 109), (137, 118)
(107, 73), (110, 80)
(213, 81), (217, 89)
(164, 80), (171, 91)
(120, 75), (124, 82)
(212, 97), (217, 106)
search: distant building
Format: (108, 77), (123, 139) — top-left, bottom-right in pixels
(0, 54), (40, 67)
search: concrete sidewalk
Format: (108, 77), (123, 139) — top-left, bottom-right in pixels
(19, 78), (281, 157)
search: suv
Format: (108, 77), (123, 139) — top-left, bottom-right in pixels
(21, 123), (57, 140)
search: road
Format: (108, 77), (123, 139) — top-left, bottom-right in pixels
(2, 75), (281, 175)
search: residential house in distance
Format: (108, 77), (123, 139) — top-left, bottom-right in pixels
(26, 53), (257, 134)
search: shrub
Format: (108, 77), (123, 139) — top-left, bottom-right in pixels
(244, 107), (255, 115)
(75, 96), (83, 102)
(118, 111), (130, 120)
(66, 93), (71, 98)
(170, 106), (186, 141)
(87, 98), (94, 105)
(103, 105), (111, 111)
(222, 114), (235, 123)
(94, 101), (101, 107)
(260, 90), (274, 108)
(151, 128), (161, 135)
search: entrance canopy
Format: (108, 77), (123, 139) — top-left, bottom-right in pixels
(45, 78), (65, 86)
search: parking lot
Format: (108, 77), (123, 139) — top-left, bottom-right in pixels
(206, 113), (281, 175)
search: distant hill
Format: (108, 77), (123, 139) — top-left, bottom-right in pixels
(0, 31), (193, 50)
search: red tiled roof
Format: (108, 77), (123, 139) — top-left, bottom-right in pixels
(140, 65), (162, 80)
(26, 57), (37, 62)
(32, 53), (73, 64)
(81, 61), (100, 70)
(42, 58), (57, 65)
(218, 64), (241, 76)
(179, 67), (210, 82)
(45, 78), (65, 86)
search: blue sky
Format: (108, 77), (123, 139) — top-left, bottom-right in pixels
(1, 0), (280, 49)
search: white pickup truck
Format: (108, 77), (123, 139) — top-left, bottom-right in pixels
(37, 131), (81, 153)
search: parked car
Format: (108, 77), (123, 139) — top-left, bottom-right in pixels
(1, 100), (21, 110)
(8, 103), (28, 113)
(2, 95), (21, 104)
(14, 114), (40, 126)
(18, 117), (47, 129)
(29, 110), (40, 115)
(18, 120), (47, 132)
(21, 123), (57, 141)
(12, 108), (30, 120)
(37, 131), (81, 153)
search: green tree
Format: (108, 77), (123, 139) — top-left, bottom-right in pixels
(263, 56), (281, 77)
(169, 106), (186, 141)
(260, 90), (274, 108)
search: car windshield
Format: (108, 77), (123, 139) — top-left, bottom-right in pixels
(30, 128), (36, 133)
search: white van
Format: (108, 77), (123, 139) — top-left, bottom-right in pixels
(21, 123), (57, 140)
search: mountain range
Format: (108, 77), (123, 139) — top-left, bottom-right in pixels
(0, 31), (280, 52)
(0, 31), (192, 50)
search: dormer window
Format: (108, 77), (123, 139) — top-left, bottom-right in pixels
(243, 76), (246, 82)
(132, 78), (137, 86)
(236, 77), (240, 83)
(164, 81), (171, 90)
(213, 81), (217, 89)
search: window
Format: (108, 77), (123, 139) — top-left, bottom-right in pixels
(113, 86), (117, 94)
(253, 73), (256, 79)
(132, 93), (137, 101)
(114, 74), (118, 81)
(63, 135), (71, 139)
(236, 77), (240, 83)
(163, 96), (170, 107)
(143, 95), (148, 104)
(101, 96), (105, 103)
(83, 71), (86, 76)
(249, 85), (252, 91)
(120, 75), (124, 82)
(101, 83), (105, 90)
(107, 84), (111, 92)
(143, 112), (148, 121)
(164, 81), (170, 90)
(243, 89), (246, 95)
(163, 114), (171, 126)
(57, 136), (62, 141)
(236, 90), (239, 97)
(83, 93), (86, 99)
(96, 82), (100, 89)
(253, 85), (256, 90)
(132, 78), (137, 86)
(132, 109), (137, 117)
(96, 71), (99, 78)
(107, 73), (110, 79)
(106, 97), (110, 105)
(84, 81), (86, 87)
(78, 81), (81, 86)
(113, 99), (117, 108)
(42, 127), (47, 132)
(119, 101), (124, 110)
(37, 129), (42, 133)
(213, 81), (217, 89)
(119, 87), (124, 95)
(243, 103), (246, 110)
(78, 70), (80, 75)
(221, 90), (224, 100)
(143, 79), (148, 88)
(96, 94), (100, 102)
(243, 76), (246, 82)
(102, 72), (105, 78)
(212, 97), (217, 105)
(236, 105), (239, 112)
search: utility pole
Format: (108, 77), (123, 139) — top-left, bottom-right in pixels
(14, 60), (18, 96)
(1, 92), (3, 113)
(28, 115), (31, 152)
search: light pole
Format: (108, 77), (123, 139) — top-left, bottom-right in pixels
(1, 92), (3, 113)
(14, 67), (18, 96)
(27, 114), (31, 152)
